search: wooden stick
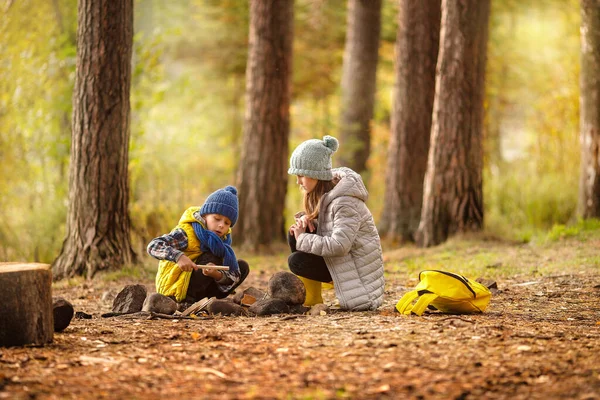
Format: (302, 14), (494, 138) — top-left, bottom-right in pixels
(195, 265), (230, 271)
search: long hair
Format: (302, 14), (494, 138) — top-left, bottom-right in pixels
(303, 179), (336, 220)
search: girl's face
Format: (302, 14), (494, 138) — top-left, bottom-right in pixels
(204, 213), (231, 237)
(296, 175), (318, 193)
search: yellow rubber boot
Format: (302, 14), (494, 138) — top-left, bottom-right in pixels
(298, 276), (323, 306)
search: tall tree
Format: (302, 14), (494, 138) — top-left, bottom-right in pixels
(53, 0), (136, 279)
(379, 0), (441, 242)
(416, 0), (490, 247)
(236, 0), (294, 250)
(337, 0), (382, 174)
(578, 0), (600, 219)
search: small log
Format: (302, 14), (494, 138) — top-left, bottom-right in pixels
(194, 265), (229, 271)
(0, 263), (53, 347)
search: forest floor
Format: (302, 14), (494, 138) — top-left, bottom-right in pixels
(1, 230), (599, 400)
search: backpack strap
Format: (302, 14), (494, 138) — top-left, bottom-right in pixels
(395, 290), (419, 314)
(409, 292), (438, 316)
(395, 290), (439, 316)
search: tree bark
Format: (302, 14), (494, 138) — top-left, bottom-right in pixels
(416, 0), (490, 247)
(380, 0), (441, 242)
(578, 0), (600, 219)
(337, 0), (382, 174)
(235, 0), (294, 251)
(52, 0), (136, 279)
(0, 263), (53, 347)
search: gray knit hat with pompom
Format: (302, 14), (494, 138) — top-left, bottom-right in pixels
(288, 135), (339, 181)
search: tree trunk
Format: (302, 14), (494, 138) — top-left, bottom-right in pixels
(416, 0), (490, 247)
(235, 0), (294, 251)
(52, 0), (136, 279)
(578, 0), (600, 219)
(337, 0), (382, 174)
(0, 263), (53, 347)
(380, 0), (441, 242)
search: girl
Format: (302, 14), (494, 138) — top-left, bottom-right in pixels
(287, 135), (384, 311)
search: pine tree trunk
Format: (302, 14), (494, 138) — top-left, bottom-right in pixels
(235, 0), (294, 251)
(380, 0), (441, 242)
(578, 0), (600, 219)
(52, 0), (136, 279)
(416, 0), (490, 247)
(338, 0), (382, 174)
(0, 263), (53, 347)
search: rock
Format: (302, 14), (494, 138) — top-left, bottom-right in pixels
(248, 298), (290, 316)
(232, 287), (267, 306)
(289, 303), (311, 315)
(476, 277), (499, 294)
(112, 284), (147, 313)
(52, 297), (74, 332)
(267, 271), (306, 305)
(308, 303), (330, 316)
(476, 277), (498, 290)
(142, 293), (178, 315)
(207, 299), (247, 316)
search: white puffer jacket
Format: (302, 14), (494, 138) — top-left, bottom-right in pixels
(295, 167), (385, 311)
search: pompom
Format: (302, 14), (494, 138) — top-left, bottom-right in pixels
(323, 135), (339, 152)
(224, 185), (238, 196)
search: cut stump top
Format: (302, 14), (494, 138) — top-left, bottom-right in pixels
(0, 262), (51, 273)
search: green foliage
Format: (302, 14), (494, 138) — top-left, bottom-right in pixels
(484, 0), (581, 241)
(545, 219), (600, 242)
(101, 264), (156, 282)
(0, 0), (75, 262)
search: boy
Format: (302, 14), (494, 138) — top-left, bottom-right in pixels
(147, 186), (249, 307)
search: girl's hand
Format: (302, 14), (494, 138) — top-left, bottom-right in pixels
(291, 223), (305, 240)
(294, 215), (315, 232)
(176, 255), (198, 272)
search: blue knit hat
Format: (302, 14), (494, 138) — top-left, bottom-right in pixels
(200, 186), (239, 226)
(288, 135), (339, 180)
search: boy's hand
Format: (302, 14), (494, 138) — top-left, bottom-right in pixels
(176, 255), (198, 272)
(202, 263), (223, 280)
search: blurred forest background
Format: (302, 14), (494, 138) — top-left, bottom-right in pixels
(0, 0), (582, 264)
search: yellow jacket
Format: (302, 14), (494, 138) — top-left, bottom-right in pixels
(154, 207), (231, 302)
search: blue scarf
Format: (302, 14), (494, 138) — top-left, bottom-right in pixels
(192, 222), (239, 274)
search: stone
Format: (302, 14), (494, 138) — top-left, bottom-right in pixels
(142, 293), (178, 315)
(53, 297), (74, 332)
(289, 303), (311, 315)
(112, 284), (147, 313)
(267, 271), (306, 305)
(248, 298), (290, 316)
(476, 277), (498, 290)
(207, 299), (247, 316)
(232, 287), (267, 306)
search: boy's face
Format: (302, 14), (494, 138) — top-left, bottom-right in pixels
(204, 213), (231, 237)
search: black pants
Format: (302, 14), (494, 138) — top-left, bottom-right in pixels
(287, 232), (332, 283)
(185, 252), (250, 302)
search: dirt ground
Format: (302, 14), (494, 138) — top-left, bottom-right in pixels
(1, 237), (599, 399)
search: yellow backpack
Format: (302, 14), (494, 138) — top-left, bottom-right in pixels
(396, 270), (492, 316)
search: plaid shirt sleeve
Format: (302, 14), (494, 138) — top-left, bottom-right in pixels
(146, 228), (188, 262)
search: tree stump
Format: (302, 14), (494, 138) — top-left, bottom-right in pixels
(0, 263), (53, 347)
